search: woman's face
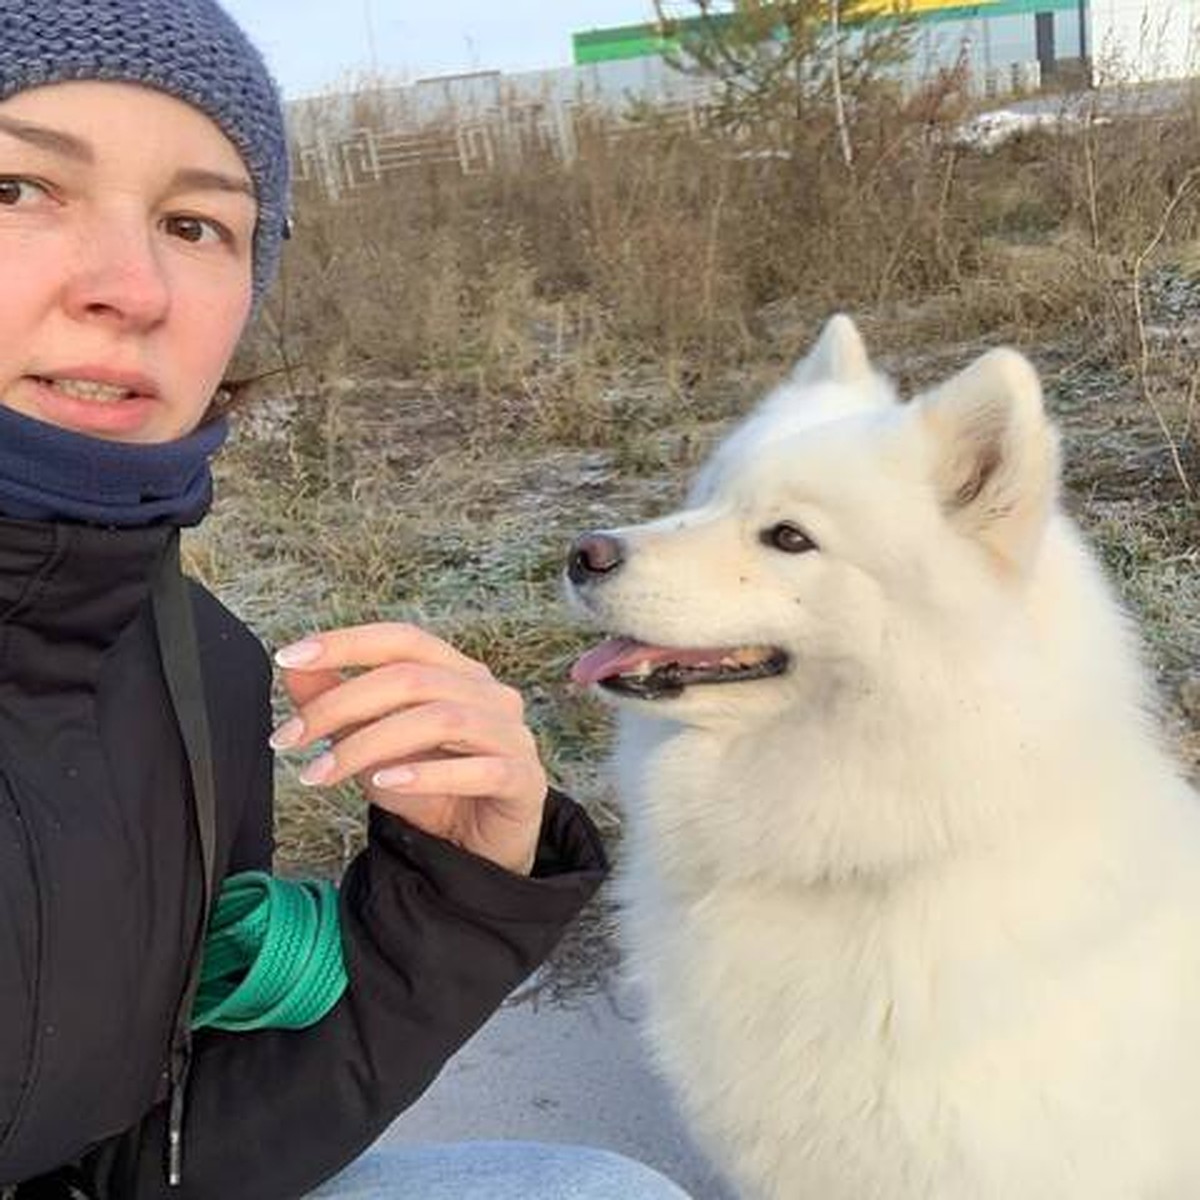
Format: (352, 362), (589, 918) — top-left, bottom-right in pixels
(0, 81), (256, 443)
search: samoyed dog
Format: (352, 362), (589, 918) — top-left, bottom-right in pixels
(566, 315), (1200, 1200)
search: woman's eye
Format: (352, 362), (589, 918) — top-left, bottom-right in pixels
(164, 214), (229, 246)
(760, 522), (818, 554)
(0, 177), (51, 207)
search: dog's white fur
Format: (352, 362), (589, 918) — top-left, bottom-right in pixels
(570, 316), (1200, 1199)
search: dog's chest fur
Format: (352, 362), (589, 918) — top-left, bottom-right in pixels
(618, 734), (1200, 1200)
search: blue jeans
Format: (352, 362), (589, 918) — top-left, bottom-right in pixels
(306, 1141), (695, 1199)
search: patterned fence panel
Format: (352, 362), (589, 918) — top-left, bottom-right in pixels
(290, 99), (703, 197)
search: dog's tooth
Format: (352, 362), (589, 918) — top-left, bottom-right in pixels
(732, 646), (770, 666)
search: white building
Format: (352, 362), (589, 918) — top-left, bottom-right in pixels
(1087, 0), (1200, 82)
(574, 3), (1200, 88)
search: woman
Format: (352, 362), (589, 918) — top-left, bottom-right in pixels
(0, 2), (690, 1198)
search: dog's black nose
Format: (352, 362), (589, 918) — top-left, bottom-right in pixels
(568, 532), (625, 584)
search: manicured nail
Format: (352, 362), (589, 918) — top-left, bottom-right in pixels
(269, 717), (305, 751)
(298, 752), (336, 786)
(373, 766), (416, 789)
(275, 639), (323, 668)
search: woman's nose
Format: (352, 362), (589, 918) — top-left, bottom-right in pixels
(61, 216), (171, 329)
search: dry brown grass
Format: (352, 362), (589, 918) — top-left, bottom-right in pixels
(208, 84), (1200, 872)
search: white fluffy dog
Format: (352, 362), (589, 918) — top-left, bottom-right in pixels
(566, 316), (1200, 1200)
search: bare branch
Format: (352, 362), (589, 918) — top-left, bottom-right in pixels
(1131, 165), (1200, 499)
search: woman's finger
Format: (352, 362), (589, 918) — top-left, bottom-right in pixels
(274, 623), (491, 680)
(292, 703), (534, 789)
(278, 665), (344, 713)
(270, 661), (524, 752)
(370, 755), (540, 805)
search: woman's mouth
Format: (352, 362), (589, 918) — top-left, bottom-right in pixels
(37, 376), (140, 403)
(20, 374), (160, 437)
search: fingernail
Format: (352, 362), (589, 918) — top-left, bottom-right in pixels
(298, 752), (336, 786)
(275, 639), (323, 668)
(373, 766), (416, 789)
(269, 717), (305, 751)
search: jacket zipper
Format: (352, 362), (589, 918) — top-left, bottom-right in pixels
(161, 777), (205, 1188)
(152, 538), (218, 1189)
(0, 767), (47, 1170)
(164, 877), (203, 1186)
(166, 1051), (189, 1187)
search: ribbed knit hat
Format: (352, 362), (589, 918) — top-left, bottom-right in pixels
(0, 0), (291, 302)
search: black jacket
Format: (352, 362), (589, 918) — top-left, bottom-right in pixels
(0, 516), (607, 1198)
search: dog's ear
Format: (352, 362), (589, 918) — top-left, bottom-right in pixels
(792, 314), (872, 386)
(918, 348), (1060, 575)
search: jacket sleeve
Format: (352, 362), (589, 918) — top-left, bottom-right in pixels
(82, 788), (608, 1199)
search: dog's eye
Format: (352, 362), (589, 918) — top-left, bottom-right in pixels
(761, 522), (817, 554)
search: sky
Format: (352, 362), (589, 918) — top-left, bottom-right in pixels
(221, 1), (664, 99)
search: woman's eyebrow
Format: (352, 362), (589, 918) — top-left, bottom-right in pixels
(167, 167), (256, 201)
(0, 114), (93, 161)
(0, 117), (254, 200)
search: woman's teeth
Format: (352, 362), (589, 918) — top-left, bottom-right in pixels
(42, 378), (134, 403)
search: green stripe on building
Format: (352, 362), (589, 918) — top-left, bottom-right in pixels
(574, 29), (675, 64)
(573, 2), (1079, 64)
(574, 13), (740, 64)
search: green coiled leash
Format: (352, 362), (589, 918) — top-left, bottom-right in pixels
(190, 872), (347, 1032)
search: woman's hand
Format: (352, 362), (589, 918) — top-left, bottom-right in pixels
(269, 623), (547, 876)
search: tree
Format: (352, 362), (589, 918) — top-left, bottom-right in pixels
(652, 0), (915, 162)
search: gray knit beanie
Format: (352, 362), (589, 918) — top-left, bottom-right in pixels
(0, 0), (291, 303)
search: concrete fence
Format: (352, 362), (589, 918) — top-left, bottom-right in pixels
(290, 61), (1042, 200)
(292, 97), (707, 199)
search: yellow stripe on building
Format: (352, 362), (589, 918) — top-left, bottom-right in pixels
(859, 0), (1006, 12)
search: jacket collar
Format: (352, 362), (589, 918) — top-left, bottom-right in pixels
(0, 517), (175, 650)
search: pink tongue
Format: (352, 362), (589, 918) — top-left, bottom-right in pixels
(570, 638), (723, 687)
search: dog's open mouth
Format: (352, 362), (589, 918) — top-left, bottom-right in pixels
(570, 637), (789, 700)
